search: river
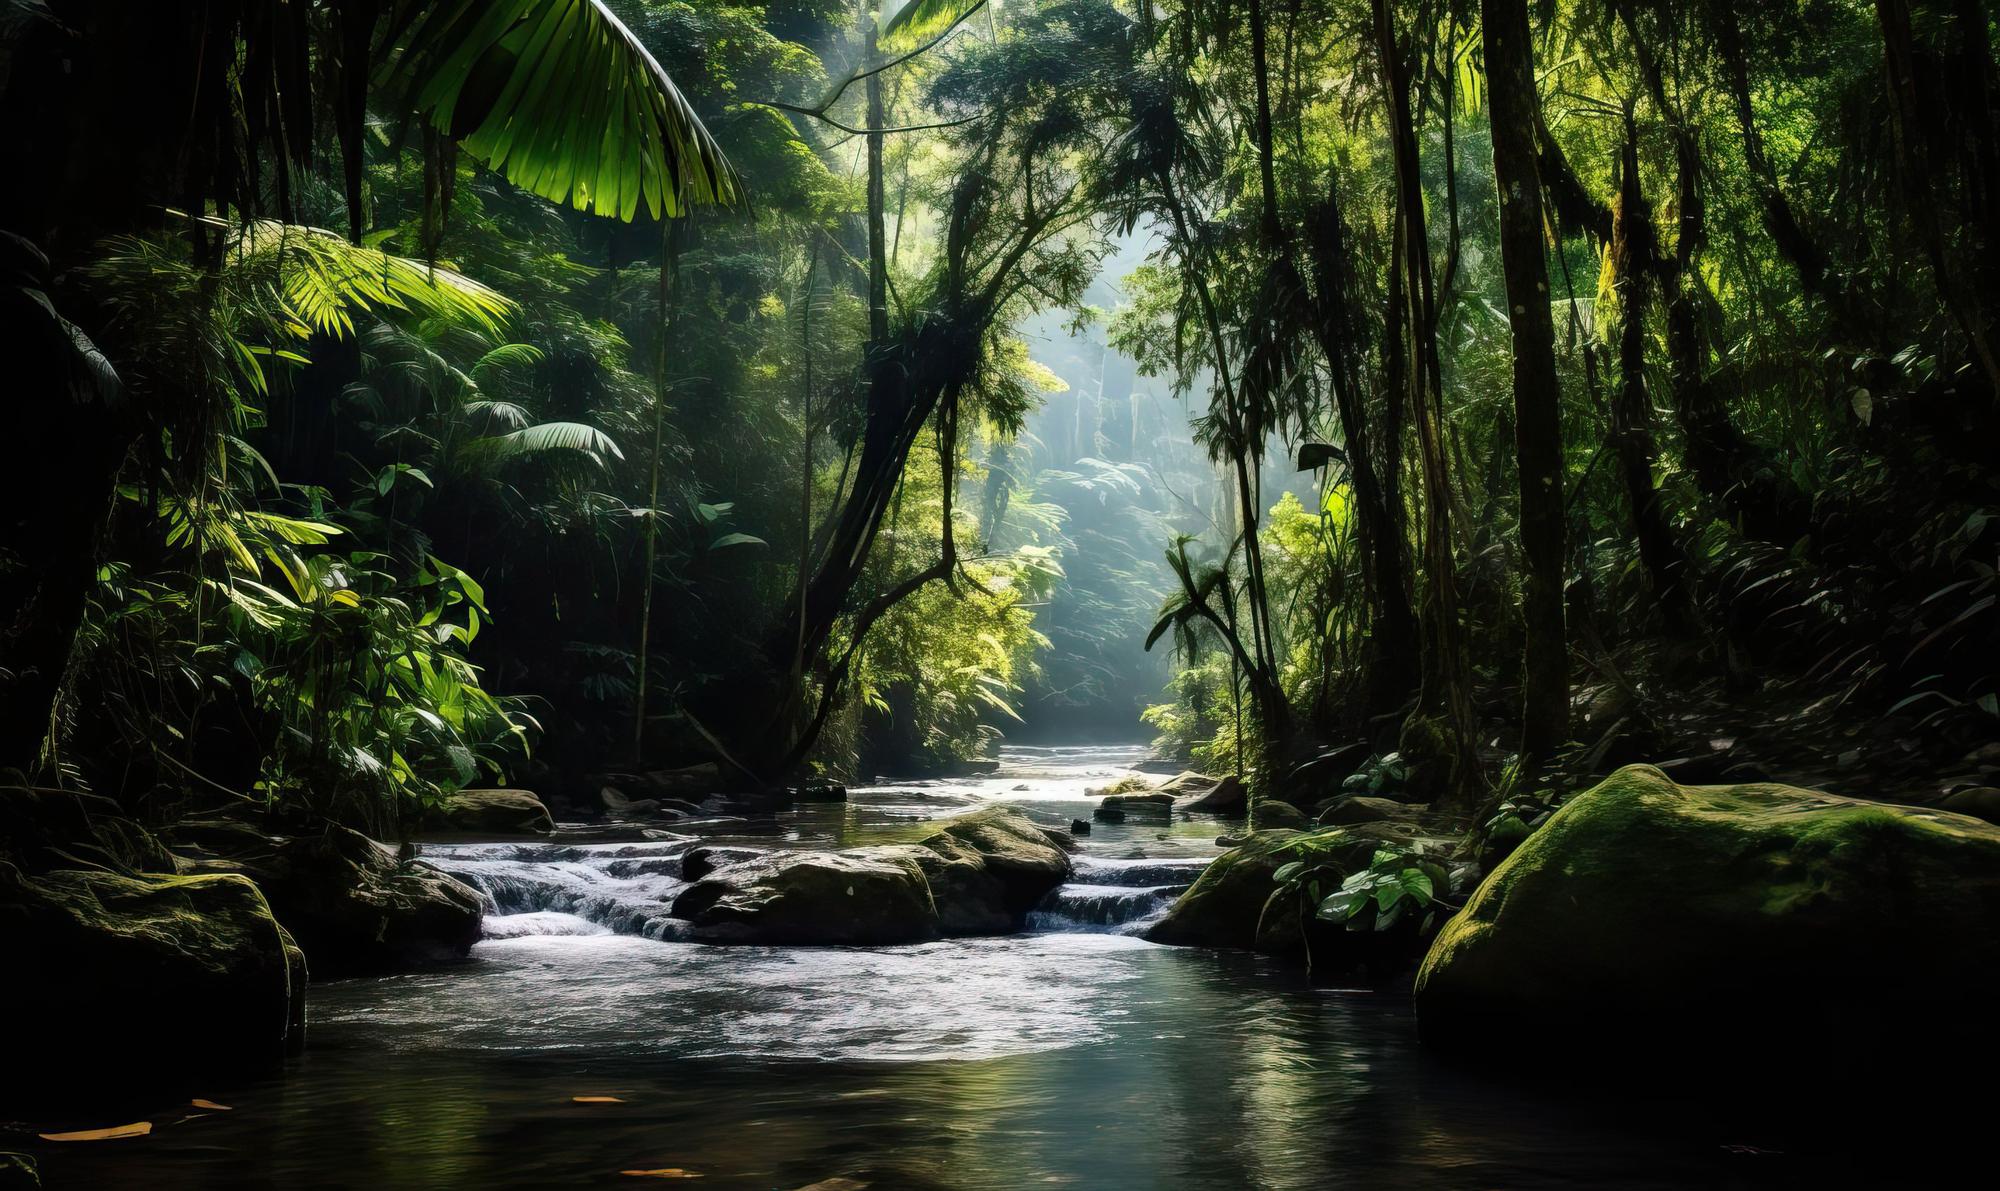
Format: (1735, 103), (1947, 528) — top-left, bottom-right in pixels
(34, 746), (1833, 1188)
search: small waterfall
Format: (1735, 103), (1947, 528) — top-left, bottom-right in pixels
(422, 840), (697, 940)
(1029, 855), (1214, 934)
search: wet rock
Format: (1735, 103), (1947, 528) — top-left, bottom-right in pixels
(671, 805), (1070, 944)
(3, 863), (305, 1105)
(792, 784), (848, 803)
(177, 819), (481, 977)
(1416, 765), (2000, 1094)
(1249, 800), (1308, 830)
(1175, 774), (1246, 816)
(1148, 824), (1431, 950)
(641, 762), (722, 798)
(424, 788), (554, 836)
(1144, 830), (1306, 948)
(1098, 792), (1173, 818)
(672, 849), (941, 945)
(1154, 771), (1217, 798)
(918, 804), (1072, 921)
(600, 785), (664, 819)
(1091, 805), (1126, 823)
(1070, 818), (1092, 836)
(1939, 786), (2000, 826)
(680, 845), (765, 882)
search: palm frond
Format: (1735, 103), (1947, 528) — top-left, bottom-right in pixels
(380, 0), (741, 221)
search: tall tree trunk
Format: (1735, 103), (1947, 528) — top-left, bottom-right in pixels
(1480, 0), (1570, 760)
(1610, 116), (1693, 627)
(1304, 176), (1418, 716)
(1375, 0), (1479, 802)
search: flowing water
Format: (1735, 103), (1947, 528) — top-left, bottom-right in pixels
(29, 746), (1842, 1188)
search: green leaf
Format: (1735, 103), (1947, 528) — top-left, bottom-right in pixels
(379, 0), (740, 221)
(878, 0), (989, 52)
(708, 533), (766, 550)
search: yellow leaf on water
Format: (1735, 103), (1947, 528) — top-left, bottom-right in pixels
(190, 1099), (233, 1111)
(39, 1121), (153, 1142)
(573, 1096), (627, 1103)
(619, 1170), (703, 1179)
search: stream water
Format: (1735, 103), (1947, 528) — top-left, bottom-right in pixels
(32, 746), (1844, 1188)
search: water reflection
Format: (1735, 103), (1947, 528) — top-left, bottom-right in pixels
(35, 935), (1809, 1189)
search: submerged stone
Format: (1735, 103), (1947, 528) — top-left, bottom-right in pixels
(1415, 764), (2000, 1093)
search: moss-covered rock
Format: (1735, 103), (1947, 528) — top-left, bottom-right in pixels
(1415, 764), (2000, 1089)
(1147, 825), (1438, 950)
(1144, 830), (1306, 948)
(177, 819), (481, 977)
(672, 849), (941, 944)
(423, 788), (554, 836)
(2, 863), (305, 1106)
(917, 804), (1071, 923)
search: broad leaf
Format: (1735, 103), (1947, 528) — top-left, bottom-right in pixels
(381, 0), (741, 221)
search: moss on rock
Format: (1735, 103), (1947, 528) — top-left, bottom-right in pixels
(1415, 764), (2000, 1090)
(2, 863), (304, 1107)
(422, 788), (554, 836)
(176, 819), (482, 977)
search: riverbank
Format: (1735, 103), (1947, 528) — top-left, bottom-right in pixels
(9, 745), (1956, 1189)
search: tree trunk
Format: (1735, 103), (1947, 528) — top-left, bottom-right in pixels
(1610, 117), (1693, 627)
(1375, 0), (1480, 801)
(1480, 0), (1569, 760)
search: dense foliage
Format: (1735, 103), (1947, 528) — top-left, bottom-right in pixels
(3, 0), (1995, 831)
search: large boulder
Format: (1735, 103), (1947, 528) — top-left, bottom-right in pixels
(2, 863), (305, 1106)
(671, 805), (1070, 945)
(423, 788), (554, 836)
(672, 849), (940, 944)
(1416, 765), (2000, 1092)
(917, 804), (1072, 927)
(177, 819), (481, 977)
(1248, 800), (1308, 830)
(1174, 774), (1246, 816)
